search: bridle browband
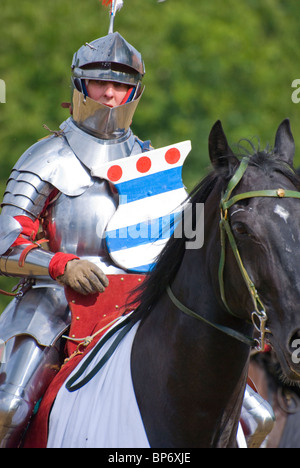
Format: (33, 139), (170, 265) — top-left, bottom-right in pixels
(168, 156), (300, 351)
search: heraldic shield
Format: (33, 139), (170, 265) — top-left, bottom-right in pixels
(92, 141), (192, 273)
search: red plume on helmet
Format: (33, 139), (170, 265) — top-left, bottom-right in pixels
(101, 0), (112, 6)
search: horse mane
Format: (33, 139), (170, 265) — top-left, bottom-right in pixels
(130, 142), (300, 320)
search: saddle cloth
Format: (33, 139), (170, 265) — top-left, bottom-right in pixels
(46, 316), (247, 448)
(47, 319), (150, 448)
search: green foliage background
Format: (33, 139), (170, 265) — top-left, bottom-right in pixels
(1, 0), (300, 308)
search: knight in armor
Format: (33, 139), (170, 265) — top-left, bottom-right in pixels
(0, 26), (150, 447)
(0, 1), (275, 447)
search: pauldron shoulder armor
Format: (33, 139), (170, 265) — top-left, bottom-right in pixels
(1, 132), (93, 218)
(9, 133), (92, 196)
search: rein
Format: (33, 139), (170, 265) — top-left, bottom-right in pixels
(168, 156), (300, 351)
(167, 285), (255, 347)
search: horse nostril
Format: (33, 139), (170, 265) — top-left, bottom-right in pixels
(288, 330), (300, 354)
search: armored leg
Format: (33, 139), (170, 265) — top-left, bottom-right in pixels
(0, 335), (64, 448)
(241, 384), (275, 448)
(0, 286), (70, 448)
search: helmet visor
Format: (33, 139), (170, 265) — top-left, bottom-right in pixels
(73, 62), (142, 87)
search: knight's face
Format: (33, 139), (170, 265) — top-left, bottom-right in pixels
(86, 80), (130, 108)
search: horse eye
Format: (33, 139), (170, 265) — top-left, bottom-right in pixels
(232, 222), (248, 236)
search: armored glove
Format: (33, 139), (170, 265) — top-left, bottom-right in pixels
(57, 259), (109, 295)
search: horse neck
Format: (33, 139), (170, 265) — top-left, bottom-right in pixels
(132, 198), (251, 447)
(171, 233), (251, 380)
(166, 199), (251, 445)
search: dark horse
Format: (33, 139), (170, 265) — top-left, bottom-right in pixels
(130, 119), (300, 447)
(32, 120), (300, 448)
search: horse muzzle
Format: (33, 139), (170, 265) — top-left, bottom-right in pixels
(270, 330), (300, 383)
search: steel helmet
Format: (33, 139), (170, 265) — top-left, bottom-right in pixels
(71, 32), (145, 140)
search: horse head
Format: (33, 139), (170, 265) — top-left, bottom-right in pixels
(209, 119), (300, 384)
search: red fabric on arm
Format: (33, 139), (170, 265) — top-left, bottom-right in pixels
(49, 252), (79, 280)
(12, 237), (33, 247)
(11, 216), (78, 278)
(12, 216), (40, 245)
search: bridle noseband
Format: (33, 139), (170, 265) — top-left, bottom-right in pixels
(168, 156), (300, 351)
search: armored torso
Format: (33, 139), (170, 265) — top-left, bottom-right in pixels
(0, 118), (148, 274)
(44, 178), (122, 274)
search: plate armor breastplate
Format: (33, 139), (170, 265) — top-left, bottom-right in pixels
(44, 179), (122, 273)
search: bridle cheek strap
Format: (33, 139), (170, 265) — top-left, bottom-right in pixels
(219, 157), (300, 350)
(168, 157), (300, 352)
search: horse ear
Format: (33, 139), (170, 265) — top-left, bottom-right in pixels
(274, 119), (295, 165)
(209, 120), (236, 168)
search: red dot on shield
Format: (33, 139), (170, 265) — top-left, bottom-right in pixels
(107, 165), (123, 182)
(136, 156), (152, 173)
(165, 148), (181, 164)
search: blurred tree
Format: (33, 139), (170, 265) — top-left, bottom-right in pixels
(0, 0), (300, 308)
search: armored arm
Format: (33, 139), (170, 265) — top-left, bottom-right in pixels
(0, 169), (62, 279)
(0, 136), (82, 281)
(0, 134), (107, 290)
(0, 174), (108, 293)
